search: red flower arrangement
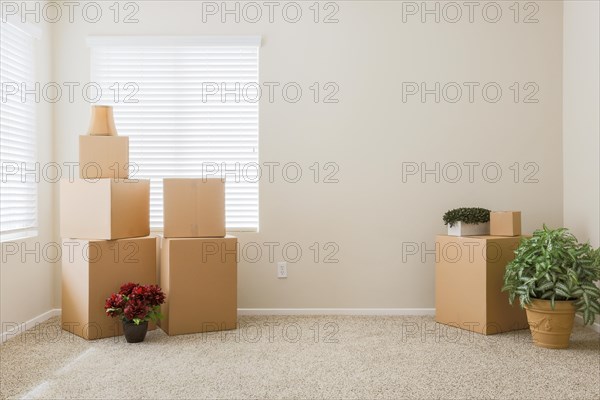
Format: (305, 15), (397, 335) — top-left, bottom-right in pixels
(105, 282), (166, 325)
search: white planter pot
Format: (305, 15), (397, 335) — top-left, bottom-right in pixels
(447, 221), (489, 236)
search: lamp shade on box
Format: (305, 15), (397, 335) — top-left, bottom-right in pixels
(159, 236), (237, 335)
(60, 179), (150, 240)
(87, 105), (118, 136)
(79, 136), (129, 179)
(490, 211), (522, 236)
(163, 178), (226, 238)
(61, 237), (157, 340)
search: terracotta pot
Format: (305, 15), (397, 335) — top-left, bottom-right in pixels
(122, 320), (148, 343)
(87, 105), (118, 136)
(524, 299), (576, 349)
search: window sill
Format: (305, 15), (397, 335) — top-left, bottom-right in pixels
(149, 228), (258, 235)
(0, 229), (39, 243)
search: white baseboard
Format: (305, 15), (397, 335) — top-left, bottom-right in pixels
(237, 308), (436, 316)
(1, 308), (61, 344)
(575, 315), (600, 333)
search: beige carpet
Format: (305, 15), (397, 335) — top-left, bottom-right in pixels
(1, 315), (599, 399)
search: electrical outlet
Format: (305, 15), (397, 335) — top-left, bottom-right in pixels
(277, 262), (287, 278)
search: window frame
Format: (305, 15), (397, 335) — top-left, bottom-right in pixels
(0, 22), (41, 242)
(88, 36), (261, 233)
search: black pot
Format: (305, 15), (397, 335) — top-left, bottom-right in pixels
(122, 320), (148, 343)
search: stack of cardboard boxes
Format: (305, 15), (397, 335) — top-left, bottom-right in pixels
(435, 211), (529, 335)
(60, 106), (238, 339)
(60, 108), (156, 340)
(159, 178), (238, 336)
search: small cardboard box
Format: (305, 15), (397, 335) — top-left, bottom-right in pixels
(79, 136), (129, 179)
(163, 178), (225, 238)
(490, 211), (521, 236)
(61, 237), (157, 340)
(159, 236), (237, 336)
(435, 235), (528, 335)
(60, 178), (149, 240)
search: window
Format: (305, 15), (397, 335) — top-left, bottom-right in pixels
(0, 23), (38, 241)
(89, 36), (260, 231)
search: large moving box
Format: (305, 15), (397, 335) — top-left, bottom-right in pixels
(61, 237), (157, 340)
(160, 236), (237, 335)
(435, 235), (528, 335)
(163, 178), (225, 238)
(60, 178), (149, 240)
(79, 136), (129, 179)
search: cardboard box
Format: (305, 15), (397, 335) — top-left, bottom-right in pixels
(60, 178), (149, 240)
(160, 236), (237, 335)
(79, 136), (129, 179)
(61, 237), (157, 340)
(435, 235), (528, 335)
(163, 178), (225, 238)
(490, 211), (522, 236)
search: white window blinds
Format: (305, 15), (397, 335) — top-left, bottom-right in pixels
(0, 23), (38, 240)
(89, 36), (260, 231)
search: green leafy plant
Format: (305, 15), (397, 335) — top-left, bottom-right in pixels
(442, 207), (490, 227)
(502, 225), (600, 325)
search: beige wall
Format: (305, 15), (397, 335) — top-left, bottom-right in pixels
(0, 1), (566, 328)
(50, 1), (564, 310)
(5, 0), (598, 329)
(1, 16), (57, 334)
(563, 0), (600, 248)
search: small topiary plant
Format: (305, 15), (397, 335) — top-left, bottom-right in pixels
(443, 207), (490, 227)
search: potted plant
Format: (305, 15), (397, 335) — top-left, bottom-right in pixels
(443, 207), (490, 236)
(105, 282), (166, 343)
(502, 226), (600, 348)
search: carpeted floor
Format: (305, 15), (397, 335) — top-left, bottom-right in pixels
(1, 315), (599, 400)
